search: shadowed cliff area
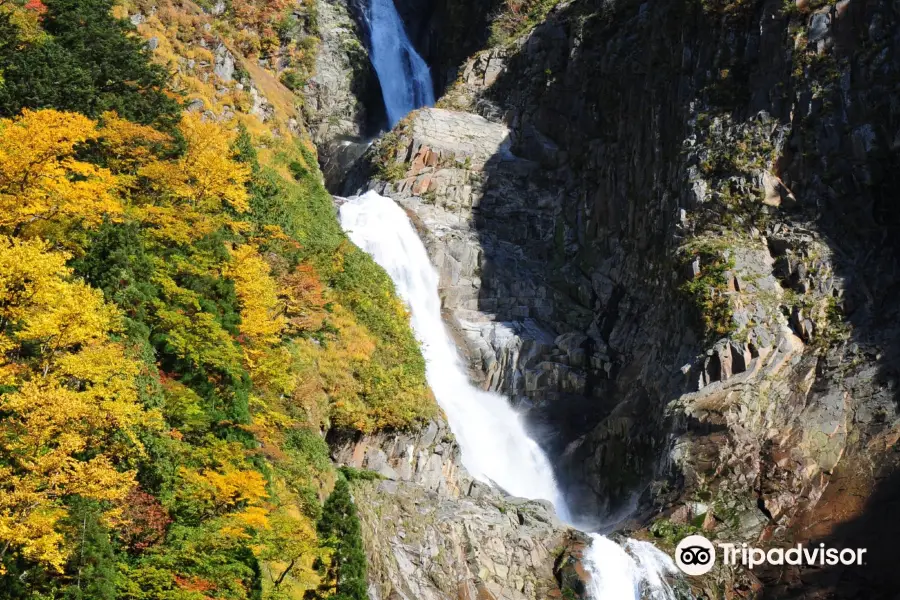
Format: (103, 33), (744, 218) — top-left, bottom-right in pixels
(334, 0), (898, 593)
(756, 459), (900, 598)
(465, 0), (900, 585)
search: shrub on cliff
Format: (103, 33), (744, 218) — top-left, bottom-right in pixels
(488, 0), (562, 46)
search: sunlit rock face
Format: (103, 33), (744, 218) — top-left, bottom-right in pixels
(330, 419), (579, 600)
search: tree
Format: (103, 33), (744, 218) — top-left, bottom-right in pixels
(135, 114), (252, 245)
(256, 510), (321, 593)
(0, 236), (151, 573)
(116, 489), (172, 554)
(60, 498), (119, 600)
(139, 113), (251, 215)
(280, 264), (327, 335)
(0, 109), (121, 237)
(311, 477), (367, 600)
(94, 111), (172, 174)
(0, 0), (181, 127)
(228, 244), (285, 352)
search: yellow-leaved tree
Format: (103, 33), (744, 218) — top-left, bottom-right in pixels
(133, 113), (253, 245)
(0, 109), (121, 237)
(228, 244), (285, 354)
(140, 113), (251, 212)
(95, 111), (172, 175)
(0, 236), (152, 573)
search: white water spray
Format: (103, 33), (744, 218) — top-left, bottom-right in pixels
(340, 192), (678, 599)
(584, 536), (680, 600)
(340, 192), (562, 506)
(365, 0), (435, 127)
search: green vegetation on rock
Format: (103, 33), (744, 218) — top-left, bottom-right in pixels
(679, 243), (737, 342)
(370, 118), (414, 183)
(488, 0), (563, 46)
(648, 518), (704, 549)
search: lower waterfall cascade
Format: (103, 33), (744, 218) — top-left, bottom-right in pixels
(339, 191), (680, 599)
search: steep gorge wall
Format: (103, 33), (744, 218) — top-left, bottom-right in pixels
(339, 0), (900, 596)
(328, 421), (588, 600)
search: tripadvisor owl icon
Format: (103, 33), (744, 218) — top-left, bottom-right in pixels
(675, 535), (716, 576)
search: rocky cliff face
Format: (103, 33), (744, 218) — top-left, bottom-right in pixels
(330, 0), (900, 596)
(329, 421), (588, 600)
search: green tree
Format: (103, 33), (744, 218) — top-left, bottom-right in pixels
(0, 0), (180, 126)
(61, 498), (119, 600)
(311, 476), (367, 600)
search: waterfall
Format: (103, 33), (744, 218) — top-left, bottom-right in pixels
(339, 191), (563, 507)
(364, 0), (435, 127)
(339, 191), (680, 599)
(584, 536), (679, 600)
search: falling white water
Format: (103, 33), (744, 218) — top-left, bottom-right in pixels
(340, 192), (562, 506)
(340, 191), (678, 600)
(584, 535), (680, 600)
(364, 0), (435, 127)
(627, 539), (680, 598)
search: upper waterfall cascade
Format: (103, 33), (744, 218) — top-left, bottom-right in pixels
(364, 0), (435, 127)
(339, 191), (680, 599)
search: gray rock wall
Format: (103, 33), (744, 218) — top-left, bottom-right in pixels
(341, 0), (900, 595)
(329, 421), (586, 599)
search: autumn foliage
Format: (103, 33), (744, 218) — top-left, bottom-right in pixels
(24, 0), (47, 13)
(0, 105), (429, 597)
(0, 109), (121, 236)
(0, 0), (434, 600)
(117, 490), (172, 553)
(0, 1), (434, 597)
(0, 236), (147, 573)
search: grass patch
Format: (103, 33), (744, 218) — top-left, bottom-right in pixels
(488, 0), (562, 46)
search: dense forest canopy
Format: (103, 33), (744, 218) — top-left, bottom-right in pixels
(0, 0), (433, 597)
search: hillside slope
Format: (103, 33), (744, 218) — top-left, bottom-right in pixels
(0, 1), (435, 598)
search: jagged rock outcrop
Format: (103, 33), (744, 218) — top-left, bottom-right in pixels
(303, 0), (382, 187)
(341, 0), (900, 595)
(329, 421), (587, 600)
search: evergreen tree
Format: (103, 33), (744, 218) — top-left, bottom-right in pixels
(312, 476), (368, 600)
(61, 498), (119, 600)
(0, 0), (180, 126)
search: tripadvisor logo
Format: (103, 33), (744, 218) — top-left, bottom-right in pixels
(675, 535), (716, 575)
(674, 535), (868, 576)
